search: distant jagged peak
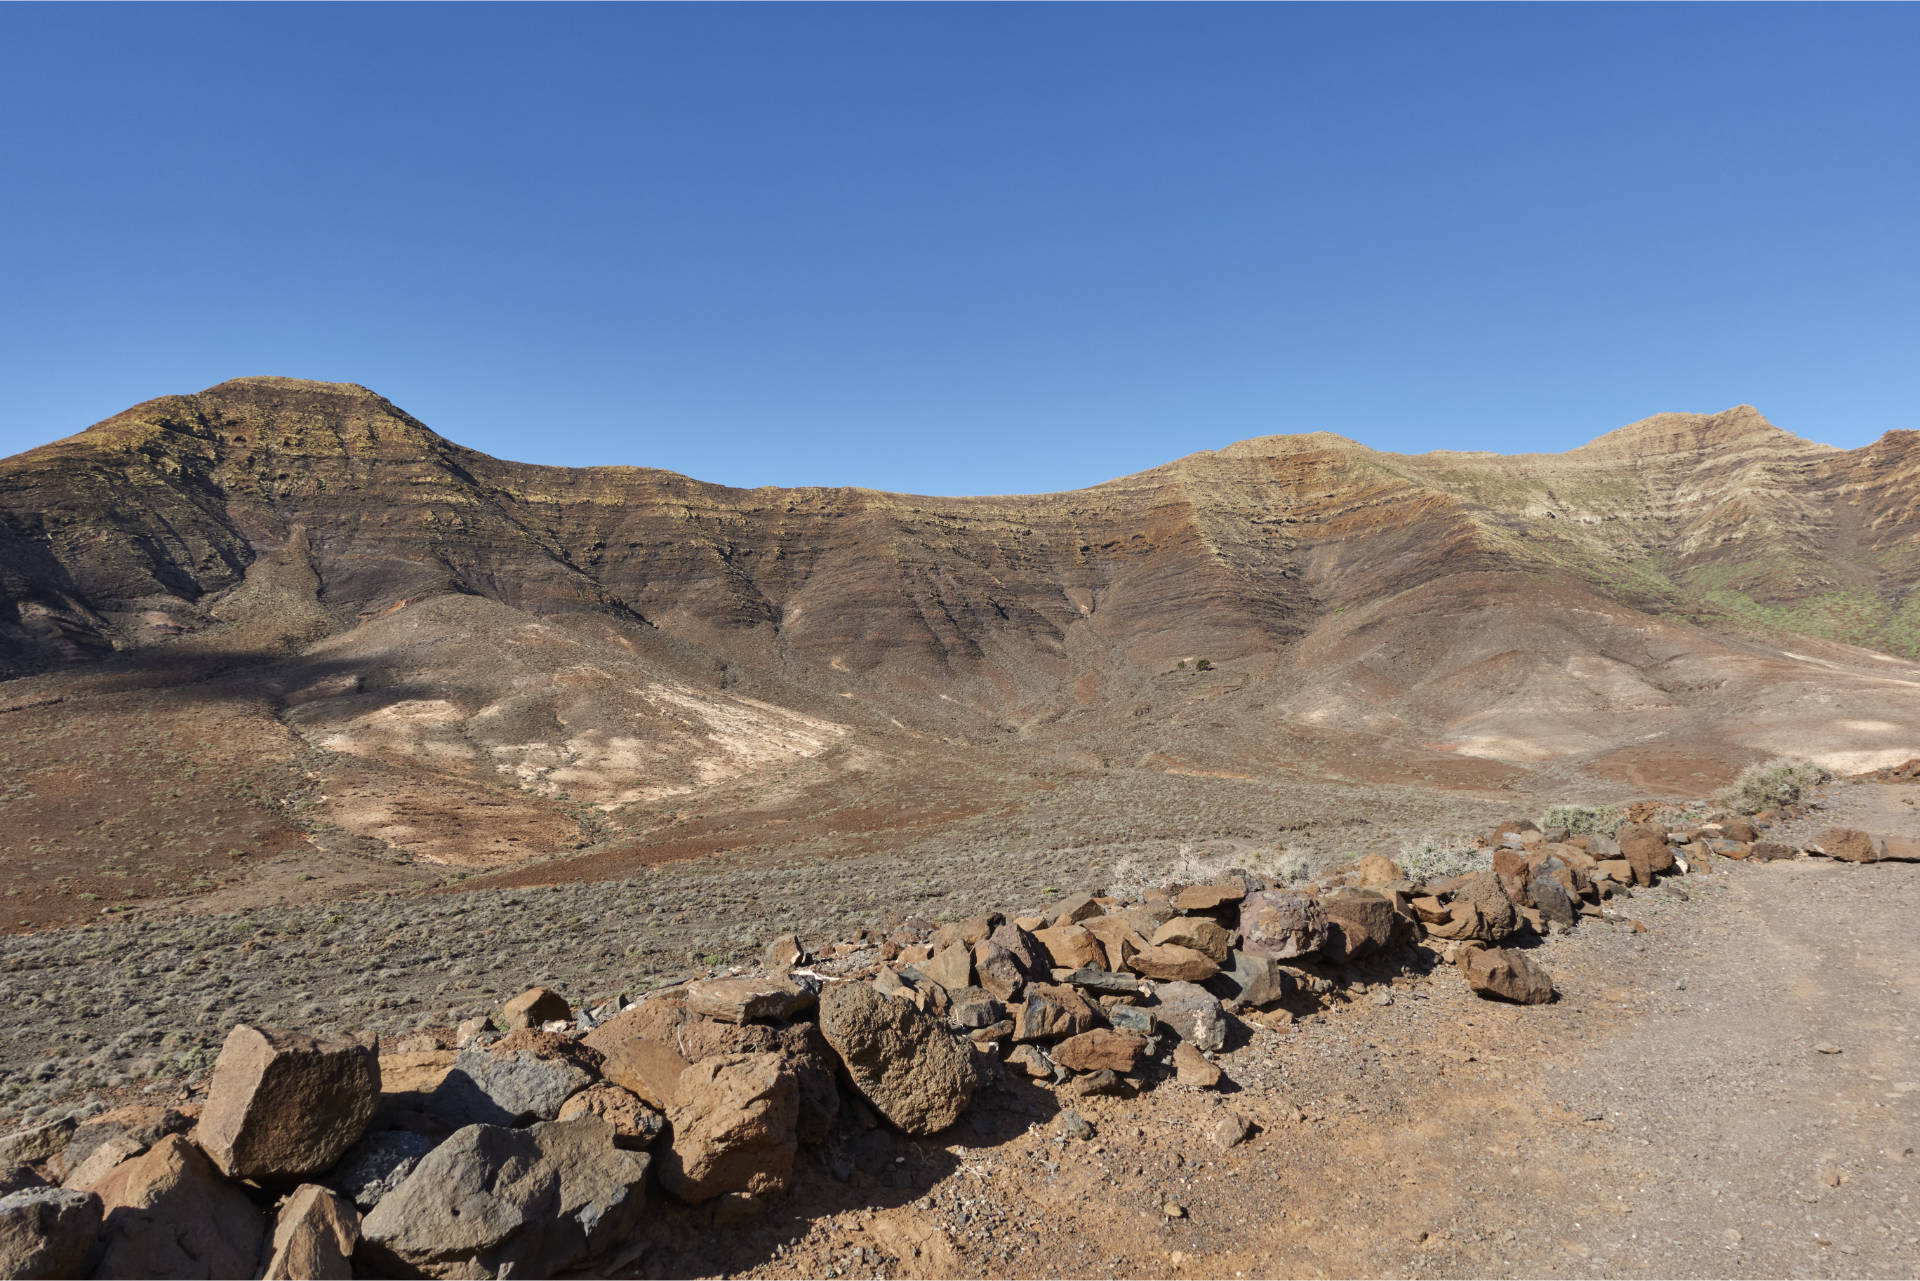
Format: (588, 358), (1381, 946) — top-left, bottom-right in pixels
(1568, 404), (1834, 461)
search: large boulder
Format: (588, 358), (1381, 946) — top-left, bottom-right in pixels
(659, 1053), (799, 1204)
(360, 1117), (648, 1279)
(818, 982), (982, 1136)
(428, 1032), (598, 1128)
(1319, 891), (1397, 962)
(1458, 945), (1555, 1004)
(263, 1184), (358, 1281)
(1238, 891), (1327, 960)
(195, 1025), (379, 1182)
(90, 1134), (266, 1280)
(0, 1186), (100, 1280)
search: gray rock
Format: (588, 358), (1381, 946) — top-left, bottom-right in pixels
(1064, 967), (1145, 996)
(327, 1129), (438, 1211)
(361, 1117), (649, 1279)
(1056, 1111), (1094, 1140)
(818, 981), (982, 1136)
(0, 1186), (100, 1280)
(1150, 981), (1228, 1052)
(0, 1165), (47, 1198)
(1528, 874), (1577, 927)
(1212, 949), (1294, 1009)
(1238, 891), (1327, 960)
(428, 1043), (593, 1128)
(946, 987), (1004, 1030)
(1106, 1004), (1154, 1035)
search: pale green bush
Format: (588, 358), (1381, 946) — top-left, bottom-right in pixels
(1725, 758), (1833, 814)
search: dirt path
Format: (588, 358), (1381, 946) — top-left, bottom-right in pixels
(665, 787), (1920, 1280)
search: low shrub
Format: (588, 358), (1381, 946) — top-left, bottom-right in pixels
(1539, 803), (1624, 836)
(1396, 835), (1490, 884)
(1725, 758), (1833, 814)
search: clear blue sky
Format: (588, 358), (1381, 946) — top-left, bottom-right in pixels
(3, 4), (1916, 495)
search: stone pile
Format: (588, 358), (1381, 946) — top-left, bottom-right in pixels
(1, 807), (1912, 1279)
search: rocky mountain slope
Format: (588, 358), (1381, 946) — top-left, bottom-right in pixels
(2, 377), (1917, 927)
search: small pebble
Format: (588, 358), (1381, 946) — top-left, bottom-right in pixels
(1814, 1042), (1842, 1055)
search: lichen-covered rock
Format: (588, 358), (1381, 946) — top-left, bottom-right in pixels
(196, 1025), (379, 1182)
(818, 982), (982, 1136)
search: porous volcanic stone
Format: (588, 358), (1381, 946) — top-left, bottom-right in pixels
(818, 982), (982, 1136)
(263, 1184), (358, 1281)
(196, 1025), (379, 1181)
(660, 1053), (799, 1203)
(0, 1186), (101, 1281)
(90, 1134), (265, 1280)
(361, 1117), (649, 1279)
(1238, 891), (1327, 960)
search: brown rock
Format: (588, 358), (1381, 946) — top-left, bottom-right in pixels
(501, 986), (573, 1032)
(1080, 915), (1150, 971)
(1618, 823), (1671, 884)
(1409, 895), (1450, 924)
(1492, 847), (1533, 906)
(1319, 891), (1397, 963)
(1031, 925), (1103, 971)
(585, 1000), (779, 1110)
(817, 982), (982, 1136)
(761, 933), (806, 969)
(196, 1025), (379, 1182)
(1127, 943), (1220, 982)
(660, 1053), (799, 1204)
(685, 975), (816, 1024)
(987, 922), (1045, 975)
(1171, 1042), (1223, 1089)
(1448, 873), (1520, 942)
(1050, 1029), (1148, 1074)
(263, 1184), (358, 1281)
(1720, 816), (1758, 842)
(1175, 880), (1247, 913)
(558, 1083), (666, 1150)
(1012, 984), (1099, 1043)
(1749, 840), (1795, 862)
(1149, 915), (1232, 963)
(1354, 854), (1406, 888)
(91, 1134), (265, 1280)
(1806, 827), (1883, 863)
(929, 913), (1003, 951)
(1457, 945), (1554, 1004)
(1049, 894), (1104, 926)
(1238, 890), (1327, 959)
(0, 1186), (101, 1280)
(972, 941), (1027, 1001)
(921, 942), (976, 992)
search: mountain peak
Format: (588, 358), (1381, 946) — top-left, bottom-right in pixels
(1569, 405), (1831, 460)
